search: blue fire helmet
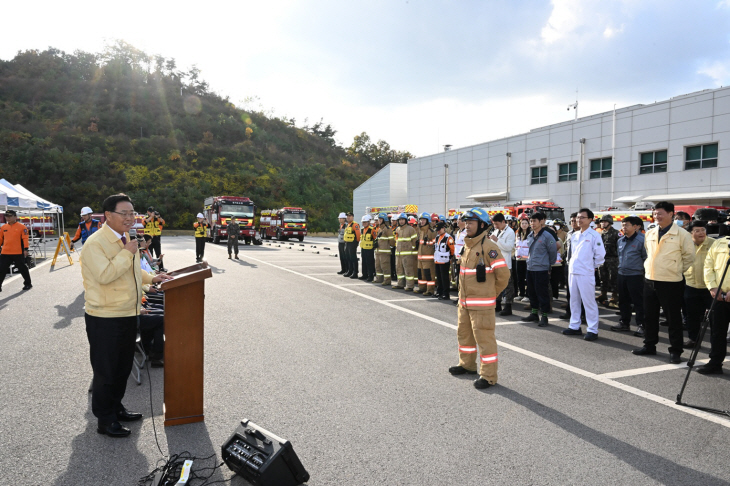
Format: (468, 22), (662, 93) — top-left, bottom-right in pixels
(419, 211), (430, 220)
(397, 212), (407, 220)
(378, 212), (388, 221)
(439, 214), (446, 221)
(462, 208), (491, 225)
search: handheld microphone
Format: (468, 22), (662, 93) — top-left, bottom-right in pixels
(129, 228), (137, 240)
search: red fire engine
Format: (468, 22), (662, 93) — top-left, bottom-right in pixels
(203, 196), (257, 244)
(259, 207), (308, 242)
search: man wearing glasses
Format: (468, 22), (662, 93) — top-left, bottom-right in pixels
(563, 208), (605, 341)
(81, 194), (172, 438)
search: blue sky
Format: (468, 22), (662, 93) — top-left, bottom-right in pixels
(2, 0), (729, 156)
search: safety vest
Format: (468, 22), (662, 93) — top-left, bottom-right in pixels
(194, 222), (208, 238)
(434, 234), (453, 264)
(79, 219), (100, 243)
(344, 222), (356, 242)
(145, 218), (162, 236)
(361, 226), (374, 249)
(515, 238), (530, 259)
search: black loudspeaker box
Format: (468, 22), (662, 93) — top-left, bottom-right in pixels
(222, 419), (309, 486)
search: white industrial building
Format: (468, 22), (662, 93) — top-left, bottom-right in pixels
(354, 86), (730, 216)
(352, 162), (408, 215)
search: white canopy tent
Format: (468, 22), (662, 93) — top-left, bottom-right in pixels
(0, 180), (65, 261)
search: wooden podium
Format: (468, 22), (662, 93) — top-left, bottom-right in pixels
(159, 262), (213, 426)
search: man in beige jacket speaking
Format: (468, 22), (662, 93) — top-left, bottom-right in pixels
(81, 193), (171, 438)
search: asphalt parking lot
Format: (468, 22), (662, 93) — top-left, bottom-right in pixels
(1, 235), (729, 485)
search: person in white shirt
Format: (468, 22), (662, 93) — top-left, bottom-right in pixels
(489, 213), (516, 316)
(515, 217), (531, 302)
(452, 215), (467, 305)
(563, 208), (606, 341)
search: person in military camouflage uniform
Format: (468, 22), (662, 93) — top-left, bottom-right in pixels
(597, 214), (620, 306)
(227, 217), (241, 259)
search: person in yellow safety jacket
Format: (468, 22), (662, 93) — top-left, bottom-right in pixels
(389, 215), (398, 281)
(359, 214), (376, 281)
(337, 212), (348, 275)
(343, 212), (361, 278)
(449, 207), (510, 390)
(393, 212), (418, 290)
(416, 212), (438, 296)
(193, 213), (209, 263)
(144, 206), (165, 258)
(375, 213), (395, 285)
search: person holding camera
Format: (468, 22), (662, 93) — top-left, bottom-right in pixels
(449, 208), (509, 389)
(144, 206), (165, 258)
(0, 209), (32, 292)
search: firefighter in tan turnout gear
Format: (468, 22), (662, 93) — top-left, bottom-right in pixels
(416, 212), (437, 296)
(449, 208), (510, 389)
(393, 212), (418, 290)
(375, 212), (395, 285)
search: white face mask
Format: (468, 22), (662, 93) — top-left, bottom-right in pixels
(675, 220), (684, 227)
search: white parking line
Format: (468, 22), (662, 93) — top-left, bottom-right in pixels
(599, 359), (710, 379)
(238, 251), (730, 428)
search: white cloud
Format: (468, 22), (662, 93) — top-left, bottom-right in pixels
(698, 60), (730, 86)
(541, 0), (585, 44)
(603, 24), (625, 38)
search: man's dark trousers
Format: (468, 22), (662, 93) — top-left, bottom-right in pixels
(709, 301), (730, 367)
(644, 279), (685, 354)
(527, 270), (551, 313)
(685, 286), (712, 341)
(150, 236), (161, 258)
(85, 314), (137, 424)
(345, 242), (358, 274)
(618, 274), (645, 326)
(0, 254), (31, 287)
(361, 248), (375, 279)
(338, 242), (347, 272)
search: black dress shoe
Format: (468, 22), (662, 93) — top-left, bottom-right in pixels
(22, 284), (32, 290)
(337, 270), (346, 275)
(449, 365), (477, 375)
(632, 346), (656, 356)
(97, 421), (131, 438)
(669, 353), (682, 364)
(562, 327), (583, 336)
(697, 365), (724, 375)
(558, 313), (570, 320)
(116, 409), (143, 422)
(584, 332), (598, 341)
(633, 326), (645, 337)
(538, 315), (549, 327)
(610, 324), (631, 332)
(521, 313), (539, 322)
(473, 378), (493, 389)
(683, 339), (697, 349)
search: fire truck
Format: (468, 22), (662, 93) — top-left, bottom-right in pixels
(259, 207), (308, 241)
(472, 200), (566, 222)
(367, 205), (419, 220)
(203, 196), (257, 244)
(593, 210), (654, 231)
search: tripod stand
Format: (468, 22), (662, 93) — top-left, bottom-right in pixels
(676, 244), (730, 417)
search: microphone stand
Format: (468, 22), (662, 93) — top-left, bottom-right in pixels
(676, 240), (730, 417)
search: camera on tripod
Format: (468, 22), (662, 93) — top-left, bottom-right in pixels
(692, 208), (729, 237)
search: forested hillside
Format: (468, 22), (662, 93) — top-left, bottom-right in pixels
(0, 42), (413, 231)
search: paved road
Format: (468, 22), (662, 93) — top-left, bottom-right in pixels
(1, 235), (729, 485)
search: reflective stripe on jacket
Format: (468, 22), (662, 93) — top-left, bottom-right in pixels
(458, 233), (510, 311)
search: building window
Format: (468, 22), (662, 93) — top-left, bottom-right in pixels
(589, 157), (612, 179)
(558, 162), (577, 182)
(685, 143), (718, 170)
(531, 166), (547, 185)
(639, 150), (667, 174)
